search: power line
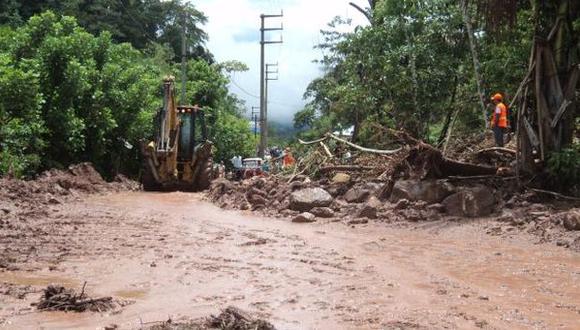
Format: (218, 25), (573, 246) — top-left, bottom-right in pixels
(229, 78), (260, 99)
(229, 77), (298, 109)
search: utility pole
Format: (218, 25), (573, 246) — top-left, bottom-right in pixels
(265, 63), (279, 138)
(259, 11), (283, 158)
(180, 11), (187, 105)
(251, 106), (260, 138)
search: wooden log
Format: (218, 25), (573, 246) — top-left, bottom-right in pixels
(529, 188), (580, 201)
(440, 158), (498, 177)
(476, 147), (517, 155)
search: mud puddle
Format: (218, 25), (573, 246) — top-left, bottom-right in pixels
(1, 192), (579, 329)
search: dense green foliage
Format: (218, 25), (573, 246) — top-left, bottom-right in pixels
(0, 10), (254, 177)
(547, 145), (580, 192)
(0, 0), (211, 62)
(295, 0), (536, 145)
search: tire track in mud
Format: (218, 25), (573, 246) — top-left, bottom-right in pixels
(1, 192), (579, 329)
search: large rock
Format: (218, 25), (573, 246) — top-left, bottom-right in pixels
(247, 194), (267, 206)
(357, 204), (378, 219)
(393, 199), (410, 210)
(292, 212), (316, 223)
(246, 187), (268, 206)
(332, 173), (351, 184)
(310, 207), (335, 218)
(344, 188), (371, 203)
(289, 181), (304, 191)
(289, 188), (333, 212)
(442, 186), (497, 217)
(562, 209), (580, 231)
(391, 179), (454, 204)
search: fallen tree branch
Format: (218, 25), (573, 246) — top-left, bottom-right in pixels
(298, 136), (328, 145)
(326, 133), (402, 155)
(319, 141), (334, 159)
(529, 188), (580, 201)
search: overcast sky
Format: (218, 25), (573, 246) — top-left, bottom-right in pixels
(195, 0), (368, 123)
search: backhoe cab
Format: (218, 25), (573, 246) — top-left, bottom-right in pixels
(141, 76), (214, 191)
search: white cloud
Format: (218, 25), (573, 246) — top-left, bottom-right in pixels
(194, 0), (368, 122)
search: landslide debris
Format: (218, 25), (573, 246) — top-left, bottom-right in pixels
(207, 131), (580, 251)
(149, 306), (275, 330)
(0, 162), (138, 208)
(0, 163), (139, 270)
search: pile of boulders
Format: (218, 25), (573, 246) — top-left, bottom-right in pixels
(208, 174), (580, 250)
(208, 172), (508, 225)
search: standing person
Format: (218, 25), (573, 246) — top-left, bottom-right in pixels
(218, 161), (226, 178)
(490, 93), (508, 147)
(282, 147), (295, 168)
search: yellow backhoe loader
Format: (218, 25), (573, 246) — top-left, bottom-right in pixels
(141, 76), (214, 191)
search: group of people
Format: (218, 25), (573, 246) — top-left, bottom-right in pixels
(223, 147), (296, 180)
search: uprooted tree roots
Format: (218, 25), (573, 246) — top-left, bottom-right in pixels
(35, 284), (115, 313)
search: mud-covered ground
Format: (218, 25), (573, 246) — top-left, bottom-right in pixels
(1, 185), (580, 329)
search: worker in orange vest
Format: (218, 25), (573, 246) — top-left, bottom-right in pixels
(282, 147), (296, 168)
(490, 93), (509, 147)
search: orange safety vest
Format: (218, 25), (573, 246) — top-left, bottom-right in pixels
(491, 102), (508, 128)
(283, 153), (295, 167)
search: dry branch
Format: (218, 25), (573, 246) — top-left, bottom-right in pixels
(298, 136), (328, 145)
(326, 133), (402, 155)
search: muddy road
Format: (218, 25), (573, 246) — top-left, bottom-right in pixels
(1, 192), (579, 329)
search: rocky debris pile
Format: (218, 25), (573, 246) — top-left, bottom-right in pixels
(0, 163), (138, 218)
(208, 173), (580, 250)
(208, 130), (579, 249)
(34, 285), (115, 312)
(148, 306), (276, 330)
(209, 175), (456, 224)
(492, 203), (580, 250)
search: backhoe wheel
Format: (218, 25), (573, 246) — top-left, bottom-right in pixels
(194, 157), (213, 191)
(141, 165), (161, 191)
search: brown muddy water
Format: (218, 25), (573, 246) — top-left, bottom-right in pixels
(1, 192), (579, 329)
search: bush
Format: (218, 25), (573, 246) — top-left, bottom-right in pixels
(547, 145), (580, 192)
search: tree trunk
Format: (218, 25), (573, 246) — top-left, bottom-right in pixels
(519, 0), (579, 176)
(404, 22), (422, 138)
(461, 0), (488, 129)
(438, 75), (459, 146)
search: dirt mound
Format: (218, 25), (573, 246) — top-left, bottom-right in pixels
(0, 162), (138, 209)
(148, 306), (275, 330)
(0, 163), (140, 271)
(35, 285), (114, 312)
